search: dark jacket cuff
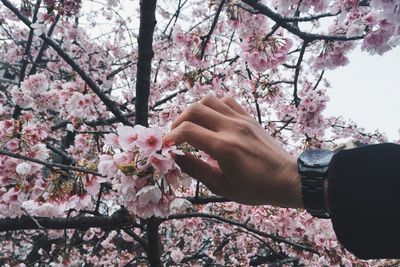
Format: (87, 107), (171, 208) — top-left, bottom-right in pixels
(328, 143), (400, 259)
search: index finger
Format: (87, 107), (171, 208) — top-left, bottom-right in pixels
(164, 121), (222, 159)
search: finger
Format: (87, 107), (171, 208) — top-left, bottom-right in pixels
(221, 96), (250, 116)
(164, 121), (221, 158)
(199, 95), (236, 117)
(175, 153), (224, 195)
(171, 102), (229, 131)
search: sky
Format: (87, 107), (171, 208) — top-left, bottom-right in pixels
(324, 47), (400, 141)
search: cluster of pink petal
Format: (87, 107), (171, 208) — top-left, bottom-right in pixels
(362, 20), (397, 55)
(57, 81), (108, 122)
(242, 35), (293, 72)
(271, 0), (329, 15)
(314, 41), (356, 70)
(11, 73), (58, 111)
(0, 117), (51, 218)
(0, 116), (105, 219)
(98, 125), (191, 218)
(172, 29), (206, 68)
(277, 85), (329, 136)
(371, 0), (400, 25)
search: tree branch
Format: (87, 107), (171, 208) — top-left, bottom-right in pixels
(162, 213), (318, 253)
(29, 13), (61, 76)
(19, 0), (41, 83)
(123, 228), (149, 251)
(312, 70), (325, 91)
(0, 209), (136, 232)
(186, 196), (230, 205)
(293, 41), (308, 107)
(241, 0), (364, 42)
(135, 0), (157, 127)
(199, 0), (226, 60)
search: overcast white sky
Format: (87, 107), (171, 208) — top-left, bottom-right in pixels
(324, 47), (400, 141)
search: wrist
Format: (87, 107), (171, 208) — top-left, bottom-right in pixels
(284, 159), (304, 209)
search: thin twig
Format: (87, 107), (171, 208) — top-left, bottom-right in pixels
(293, 41), (308, 107)
(312, 70), (325, 91)
(199, 0), (226, 60)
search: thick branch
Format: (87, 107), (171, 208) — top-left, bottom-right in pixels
(0, 209), (135, 231)
(146, 217), (162, 267)
(135, 0), (157, 127)
(123, 229), (149, 251)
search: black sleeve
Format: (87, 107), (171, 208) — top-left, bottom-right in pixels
(328, 143), (400, 259)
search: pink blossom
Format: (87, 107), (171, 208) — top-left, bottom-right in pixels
(104, 133), (120, 149)
(170, 249), (184, 263)
(362, 26), (393, 55)
(117, 125), (145, 151)
(68, 194), (91, 211)
(98, 155), (118, 178)
(28, 143), (49, 160)
(148, 153), (173, 174)
(22, 200), (65, 217)
(136, 185), (162, 207)
(85, 175), (105, 196)
(21, 73), (49, 93)
(136, 127), (163, 156)
(15, 162), (32, 176)
(169, 198), (192, 213)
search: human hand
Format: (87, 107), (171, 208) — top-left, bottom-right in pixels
(164, 95), (303, 208)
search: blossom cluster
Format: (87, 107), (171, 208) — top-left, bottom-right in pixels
(98, 125), (192, 218)
(242, 35), (293, 72)
(0, 116), (50, 218)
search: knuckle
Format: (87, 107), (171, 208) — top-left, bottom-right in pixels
(222, 95), (234, 103)
(200, 95), (216, 104)
(187, 102), (202, 115)
(180, 121), (194, 132)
